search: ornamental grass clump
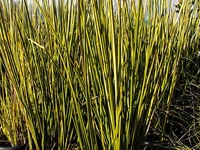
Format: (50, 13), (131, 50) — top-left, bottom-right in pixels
(0, 0), (199, 149)
(162, 1), (200, 148)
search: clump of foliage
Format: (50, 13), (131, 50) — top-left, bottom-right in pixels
(149, 0), (200, 149)
(0, 0), (199, 150)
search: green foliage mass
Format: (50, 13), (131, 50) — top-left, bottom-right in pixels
(0, 0), (199, 149)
